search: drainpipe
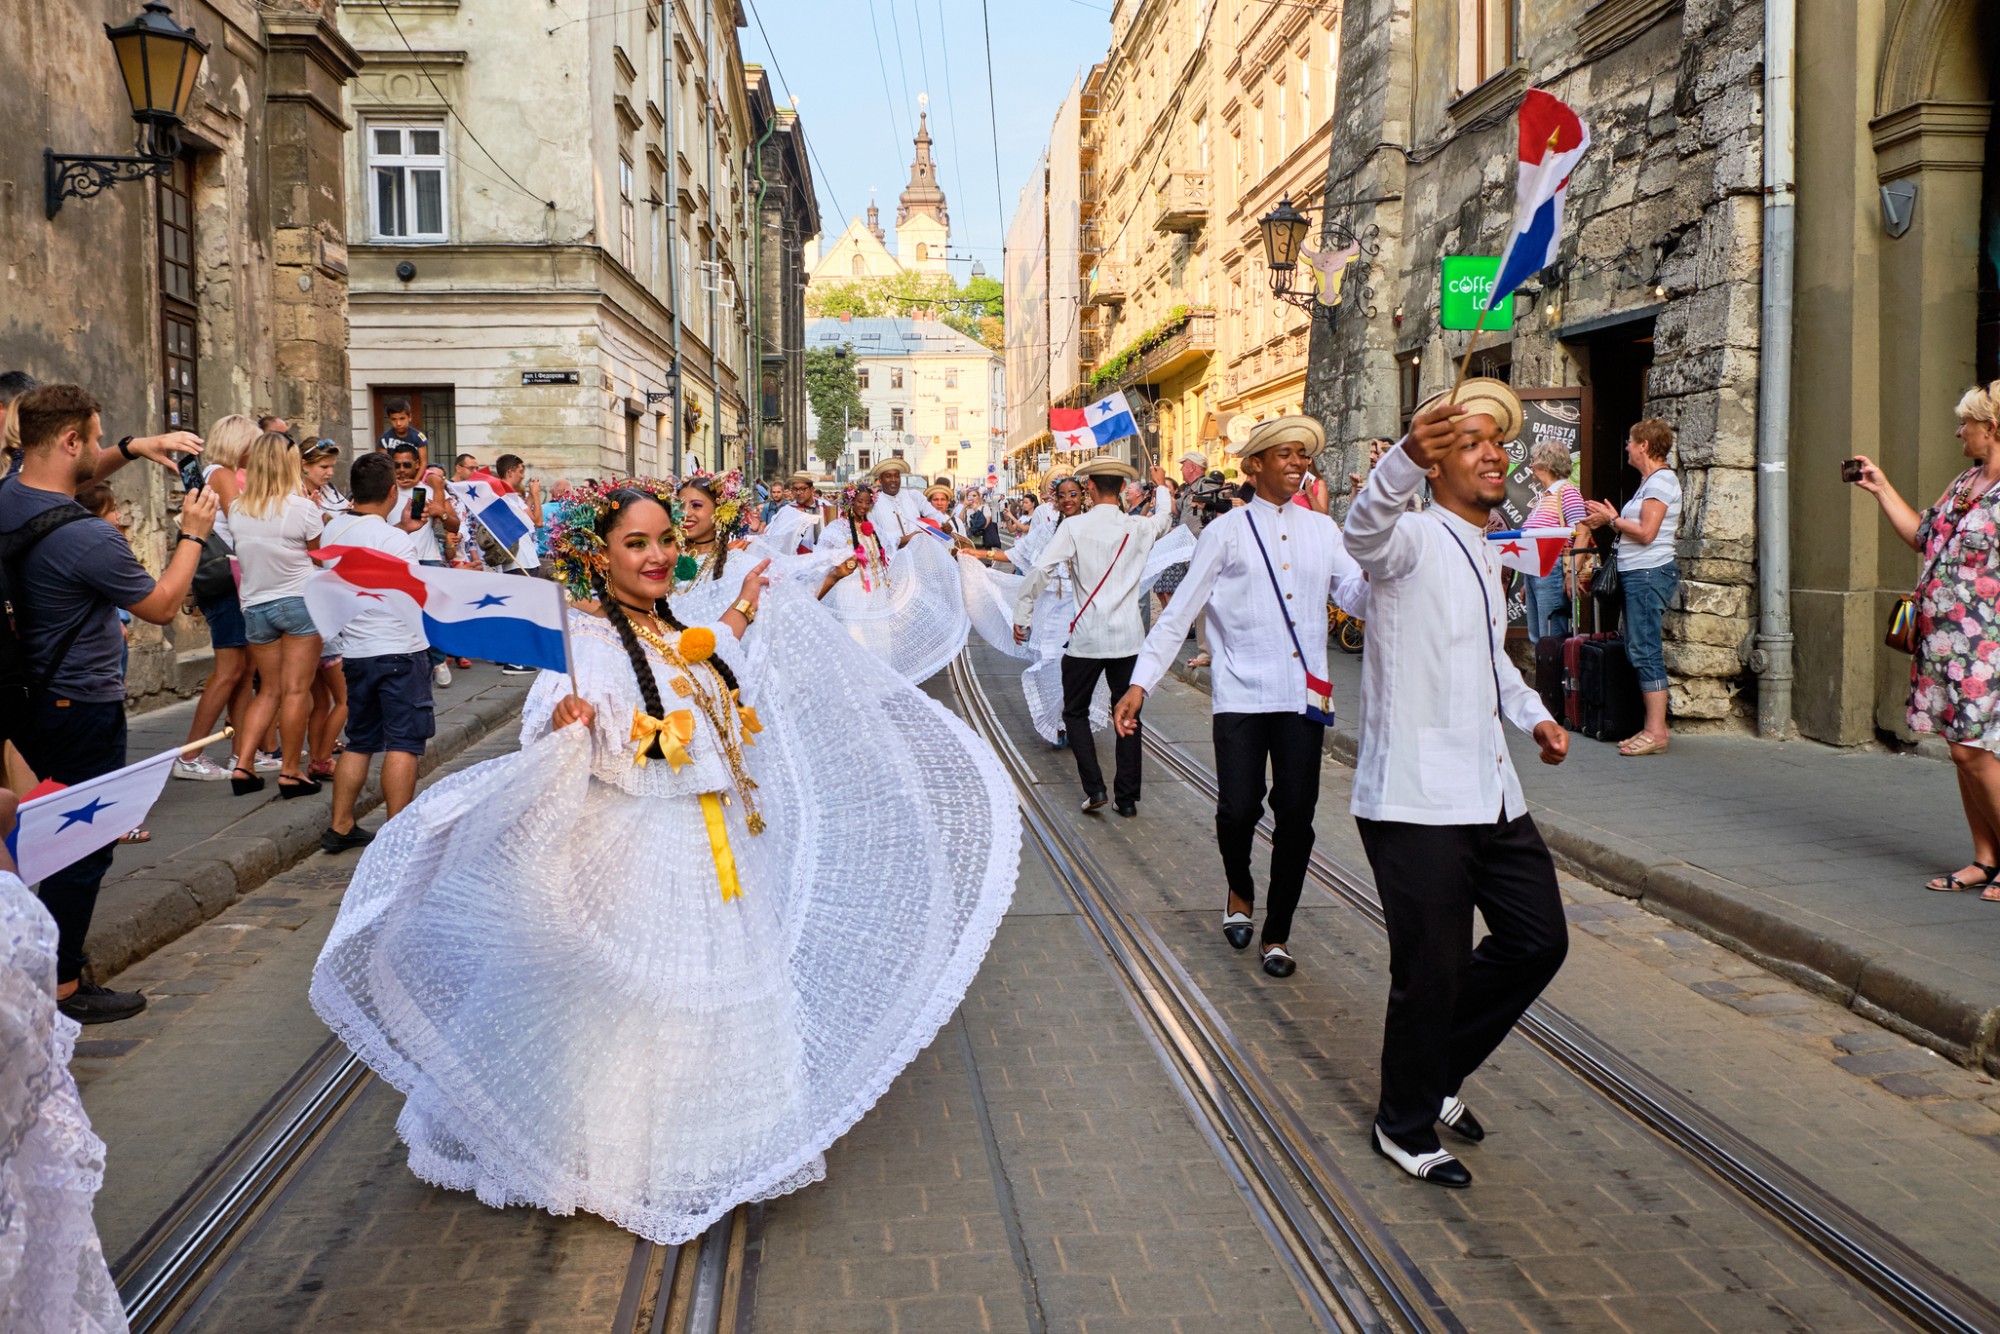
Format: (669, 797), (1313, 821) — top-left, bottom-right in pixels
(663, 15), (684, 474)
(702, 0), (721, 471)
(1753, 0), (1796, 738)
(750, 110), (776, 473)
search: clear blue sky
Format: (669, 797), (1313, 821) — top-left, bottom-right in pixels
(742, 0), (1113, 275)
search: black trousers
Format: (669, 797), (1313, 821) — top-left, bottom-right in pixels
(1355, 813), (1568, 1153)
(1061, 654), (1140, 804)
(15, 697), (128, 985)
(1213, 711), (1324, 945)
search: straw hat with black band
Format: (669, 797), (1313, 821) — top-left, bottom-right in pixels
(1414, 377), (1523, 444)
(870, 458), (911, 479)
(1233, 415), (1326, 460)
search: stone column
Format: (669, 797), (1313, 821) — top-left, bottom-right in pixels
(263, 4), (363, 444)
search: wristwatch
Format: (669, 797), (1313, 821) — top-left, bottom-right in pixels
(177, 531), (204, 548)
(117, 436), (137, 460)
(732, 598), (757, 624)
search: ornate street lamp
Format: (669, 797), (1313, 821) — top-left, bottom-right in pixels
(45, 1), (208, 218)
(1256, 196), (1380, 321)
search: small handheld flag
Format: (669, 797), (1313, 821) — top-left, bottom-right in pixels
(9, 740), (209, 884)
(1486, 527), (1577, 578)
(1049, 390), (1140, 450)
(446, 472), (532, 556)
(305, 546), (571, 673)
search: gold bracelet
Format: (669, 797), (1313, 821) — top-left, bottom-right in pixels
(732, 598), (757, 624)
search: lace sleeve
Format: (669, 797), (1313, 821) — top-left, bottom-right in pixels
(518, 665), (570, 746)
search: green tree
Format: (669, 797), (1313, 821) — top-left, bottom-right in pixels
(806, 271), (1007, 354)
(804, 345), (862, 467)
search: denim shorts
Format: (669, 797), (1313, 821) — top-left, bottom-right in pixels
(341, 652), (435, 754)
(243, 595), (318, 645)
(1620, 561), (1679, 693)
(199, 594), (248, 650)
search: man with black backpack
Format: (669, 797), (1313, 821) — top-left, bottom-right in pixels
(0, 384), (217, 1024)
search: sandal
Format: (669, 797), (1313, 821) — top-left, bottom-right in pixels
(1925, 862), (1998, 892)
(1984, 883), (2000, 903)
(1185, 652), (1211, 669)
(118, 828), (150, 845)
(1619, 733), (1668, 756)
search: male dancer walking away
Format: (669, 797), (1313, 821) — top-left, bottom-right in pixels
(1014, 455), (1174, 816)
(1342, 381), (1571, 1188)
(1113, 417), (1368, 978)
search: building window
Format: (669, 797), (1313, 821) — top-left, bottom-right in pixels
(651, 166), (666, 289)
(944, 407), (959, 429)
(945, 368), (958, 389)
(860, 407), (871, 429)
(858, 449), (872, 470)
(1299, 59), (1311, 133)
(1276, 81), (1287, 160)
(368, 123), (448, 241)
(1397, 352), (1422, 434)
(1458, 0), (1513, 90)
(857, 368), (870, 390)
(1254, 102), (1266, 178)
(1195, 113), (1209, 169)
(852, 253), (866, 276)
(890, 367), (904, 389)
(157, 155), (197, 430)
(916, 242), (929, 261)
(891, 407), (905, 431)
(619, 157), (637, 271)
(946, 448), (959, 470)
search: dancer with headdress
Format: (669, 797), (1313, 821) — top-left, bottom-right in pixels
(310, 482), (1019, 1243)
(808, 479), (969, 683)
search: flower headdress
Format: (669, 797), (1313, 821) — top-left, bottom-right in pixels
(676, 469), (752, 542)
(838, 481), (875, 518)
(545, 477), (682, 600)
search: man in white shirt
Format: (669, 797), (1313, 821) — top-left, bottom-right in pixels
(318, 452), (436, 854)
(867, 458), (950, 547)
(1014, 455), (1174, 815)
(1341, 379), (1570, 1189)
(1114, 418), (1368, 978)
(763, 470), (827, 554)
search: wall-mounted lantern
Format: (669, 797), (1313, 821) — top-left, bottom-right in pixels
(45, 2), (208, 219)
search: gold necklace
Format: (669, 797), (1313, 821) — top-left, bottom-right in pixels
(623, 613), (764, 834)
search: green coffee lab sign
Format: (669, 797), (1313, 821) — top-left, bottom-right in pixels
(1440, 256), (1515, 331)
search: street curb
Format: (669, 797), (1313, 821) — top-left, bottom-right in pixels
(1166, 657), (2000, 1077)
(87, 684), (528, 981)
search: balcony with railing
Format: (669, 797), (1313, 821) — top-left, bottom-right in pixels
(1090, 307), (1216, 394)
(1085, 262), (1127, 307)
(1152, 171), (1208, 234)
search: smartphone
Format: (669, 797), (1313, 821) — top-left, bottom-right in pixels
(409, 485), (429, 515)
(176, 452), (205, 494)
(1840, 458), (1863, 484)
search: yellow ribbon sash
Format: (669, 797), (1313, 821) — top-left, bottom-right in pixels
(699, 792), (743, 902)
(630, 708), (696, 771)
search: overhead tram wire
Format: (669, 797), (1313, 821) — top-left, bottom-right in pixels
(887, 0), (918, 125)
(740, 0), (846, 224)
(931, 0), (973, 235)
(368, 1), (553, 212)
(979, 0), (1005, 226)
(868, 0), (910, 154)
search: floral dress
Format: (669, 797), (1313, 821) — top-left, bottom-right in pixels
(1909, 468), (2000, 746)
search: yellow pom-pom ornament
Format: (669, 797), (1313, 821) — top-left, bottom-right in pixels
(678, 626), (717, 663)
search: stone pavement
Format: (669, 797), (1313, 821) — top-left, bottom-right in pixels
(77, 663), (531, 979)
(1176, 646), (2000, 1075)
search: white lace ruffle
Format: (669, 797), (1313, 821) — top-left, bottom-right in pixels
(807, 521), (970, 684)
(0, 873), (128, 1334)
(313, 580), (1020, 1244)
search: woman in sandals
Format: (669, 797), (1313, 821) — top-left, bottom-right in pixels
(1852, 381), (2000, 899)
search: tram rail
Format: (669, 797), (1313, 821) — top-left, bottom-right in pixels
(1134, 714), (2000, 1334)
(947, 655), (1461, 1334)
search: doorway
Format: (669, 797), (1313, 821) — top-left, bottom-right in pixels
(1563, 315), (1656, 507)
(368, 385), (457, 464)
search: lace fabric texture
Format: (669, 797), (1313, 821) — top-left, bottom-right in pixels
(311, 581), (1021, 1244)
(808, 521), (970, 684)
(962, 558), (1108, 743)
(0, 873), (128, 1334)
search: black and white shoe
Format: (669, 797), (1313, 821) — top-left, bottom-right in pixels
(1081, 791), (1109, 813)
(1372, 1125), (1471, 1188)
(1221, 911), (1254, 951)
(1439, 1095), (1486, 1143)
(1260, 944), (1296, 978)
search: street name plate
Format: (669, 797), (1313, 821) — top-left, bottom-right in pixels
(522, 370), (581, 385)
(1440, 256), (1514, 331)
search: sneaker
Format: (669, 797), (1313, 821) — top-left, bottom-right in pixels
(254, 750), (283, 773)
(500, 664), (537, 676)
(433, 661), (453, 687)
(58, 982), (148, 1025)
(320, 825), (376, 854)
(172, 755), (230, 781)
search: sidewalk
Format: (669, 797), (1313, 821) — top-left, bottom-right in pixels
(1170, 647), (2000, 1075)
(77, 664), (533, 979)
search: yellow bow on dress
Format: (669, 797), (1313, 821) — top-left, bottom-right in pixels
(630, 708), (696, 771)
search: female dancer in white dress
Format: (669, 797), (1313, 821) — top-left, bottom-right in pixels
(0, 796), (127, 1334)
(813, 483), (970, 683)
(310, 483), (1019, 1244)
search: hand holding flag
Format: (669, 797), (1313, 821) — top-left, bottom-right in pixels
(1486, 527), (1577, 578)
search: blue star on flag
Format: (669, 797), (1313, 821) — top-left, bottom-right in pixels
(55, 797), (117, 831)
(469, 593), (511, 609)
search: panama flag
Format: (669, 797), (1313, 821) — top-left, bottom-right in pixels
(1049, 390), (1140, 450)
(1489, 90), (1591, 312)
(445, 471), (531, 554)
(1487, 527), (1577, 578)
(304, 545), (570, 672)
(11, 746), (178, 885)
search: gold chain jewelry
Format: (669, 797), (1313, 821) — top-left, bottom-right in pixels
(626, 617), (764, 834)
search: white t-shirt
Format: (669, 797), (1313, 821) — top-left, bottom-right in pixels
(397, 484), (444, 562)
(232, 493), (325, 607)
(201, 463), (236, 548)
(320, 512), (427, 656)
(1616, 468), (1681, 571)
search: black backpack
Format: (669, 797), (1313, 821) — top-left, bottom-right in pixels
(968, 507), (988, 538)
(0, 497), (95, 744)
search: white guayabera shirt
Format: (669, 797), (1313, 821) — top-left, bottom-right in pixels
(1341, 443), (1555, 826)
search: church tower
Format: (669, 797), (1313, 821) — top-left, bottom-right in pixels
(895, 98), (950, 278)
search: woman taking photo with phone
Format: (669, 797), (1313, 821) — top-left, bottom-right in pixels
(226, 431), (324, 797)
(1581, 419), (1681, 756)
(173, 414), (258, 780)
(1851, 382), (2000, 899)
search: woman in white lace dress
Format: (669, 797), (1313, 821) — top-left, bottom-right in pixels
(0, 793), (129, 1334)
(311, 484), (1019, 1244)
(812, 482), (970, 683)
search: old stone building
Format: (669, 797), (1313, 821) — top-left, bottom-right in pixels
(0, 0), (359, 707)
(338, 0), (785, 481)
(746, 68), (820, 480)
(1308, 0), (1766, 727)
